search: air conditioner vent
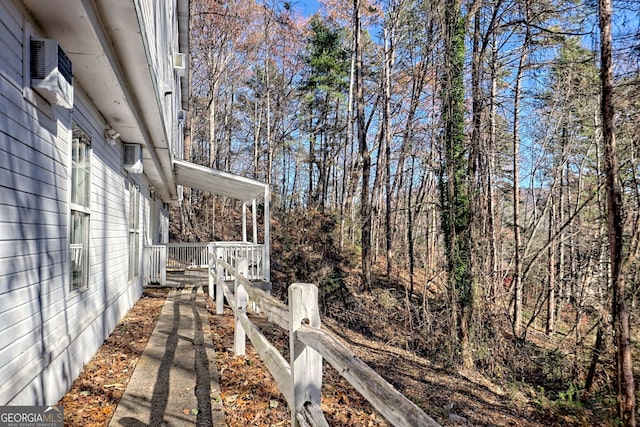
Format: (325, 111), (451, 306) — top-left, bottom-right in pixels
(30, 40), (47, 79)
(173, 52), (186, 76)
(124, 144), (143, 174)
(30, 38), (73, 108)
(57, 45), (73, 84)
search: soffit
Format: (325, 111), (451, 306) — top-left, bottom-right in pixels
(21, 0), (179, 202)
(173, 159), (268, 202)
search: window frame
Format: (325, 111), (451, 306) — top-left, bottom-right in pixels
(69, 124), (91, 291)
(128, 181), (141, 282)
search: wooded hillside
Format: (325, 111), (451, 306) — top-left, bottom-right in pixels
(172, 0), (640, 424)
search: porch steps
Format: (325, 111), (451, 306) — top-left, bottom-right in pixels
(147, 268), (210, 289)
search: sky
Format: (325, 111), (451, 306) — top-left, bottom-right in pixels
(294, 0), (320, 17)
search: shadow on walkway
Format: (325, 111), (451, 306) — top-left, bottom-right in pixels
(108, 287), (225, 426)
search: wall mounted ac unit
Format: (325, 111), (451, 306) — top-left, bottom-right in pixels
(173, 52), (186, 76)
(177, 185), (184, 204)
(123, 144), (143, 174)
(30, 38), (73, 108)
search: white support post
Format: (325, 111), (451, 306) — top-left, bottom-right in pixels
(160, 245), (167, 286)
(242, 202), (247, 242)
(234, 257), (249, 356)
(208, 245), (215, 297)
(216, 247), (225, 315)
(289, 283), (322, 427)
(264, 186), (271, 282)
(252, 198), (258, 244)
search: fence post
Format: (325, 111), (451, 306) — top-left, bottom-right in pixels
(289, 283), (322, 427)
(234, 257), (249, 356)
(208, 245), (215, 297)
(208, 261), (214, 297)
(216, 247), (225, 315)
(160, 246), (167, 286)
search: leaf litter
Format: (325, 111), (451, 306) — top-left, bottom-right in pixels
(58, 288), (167, 427)
(59, 286), (554, 426)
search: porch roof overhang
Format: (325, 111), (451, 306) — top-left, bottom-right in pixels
(173, 159), (269, 202)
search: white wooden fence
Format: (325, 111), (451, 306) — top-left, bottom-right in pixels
(209, 255), (441, 427)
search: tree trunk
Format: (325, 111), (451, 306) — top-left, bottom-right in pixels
(407, 155), (416, 297)
(208, 80), (219, 168)
(546, 195), (556, 335)
(470, 9), (483, 289)
(340, 30), (357, 250)
(512, 1), (530, 337)
(599, 0), (637, 424)
(440, 0), (473, 369)
(585, 315), (606, 394)
(383, 23), (394, 278)
(488, 40), (499, 299)
(354, 0), (372, 290)
(253, 98), (263, 179)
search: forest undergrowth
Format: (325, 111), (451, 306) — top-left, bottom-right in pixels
(169, 201), (638, 424)
(265, 207), (639, 426)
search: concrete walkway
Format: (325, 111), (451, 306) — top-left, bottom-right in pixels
(108, 287), (226, 427)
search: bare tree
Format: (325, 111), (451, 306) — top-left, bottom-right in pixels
(599, 0), (637, 423)
(353, 0), (373, 289)
(511, 0), (531, 338)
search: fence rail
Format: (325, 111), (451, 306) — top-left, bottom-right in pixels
(209, 256), (440, 427)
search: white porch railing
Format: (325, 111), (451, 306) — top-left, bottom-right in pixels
(144, 241), (267, 286)
(145, 245), (167, 285)
(167, 242), (209, 269)
(208, 241), (265, 281)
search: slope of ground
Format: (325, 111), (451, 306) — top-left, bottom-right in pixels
(58, 283), (625, 426)
(205, 292), (556, 426)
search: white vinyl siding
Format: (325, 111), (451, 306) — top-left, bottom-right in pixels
(0, 1), (153, 405)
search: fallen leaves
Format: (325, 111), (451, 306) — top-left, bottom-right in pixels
(206, 301), (390, 427)
(58, 289), (167, 427)
(208, 307), (292, 426)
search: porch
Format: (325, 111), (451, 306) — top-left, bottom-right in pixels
(143, 158), (271, 288)
(144, 241), (268, 288)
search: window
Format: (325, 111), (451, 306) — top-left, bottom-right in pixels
(70, 124), (91, 289)
(128, 181), (141, 281)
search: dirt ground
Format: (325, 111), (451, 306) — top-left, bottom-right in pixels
(59, 286), (594, 426)
(58, 288), (168, 427)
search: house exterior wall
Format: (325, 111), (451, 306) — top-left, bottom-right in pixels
(136, 0), (186, 162)
(0, 0), (175, 405)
